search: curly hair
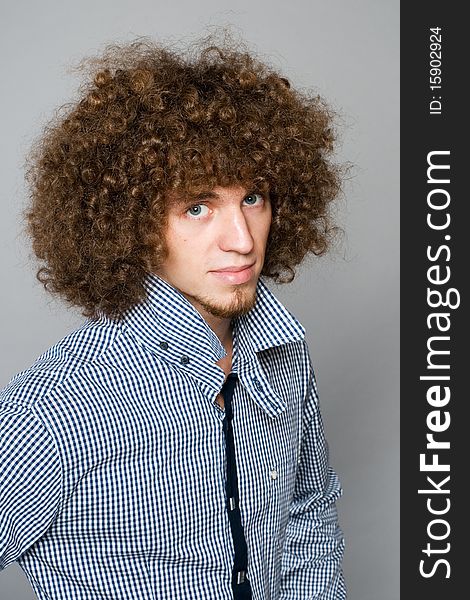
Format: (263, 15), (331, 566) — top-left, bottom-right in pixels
(24, 34), (343, 320)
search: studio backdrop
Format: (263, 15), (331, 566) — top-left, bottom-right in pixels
(0, 1), (399, 599)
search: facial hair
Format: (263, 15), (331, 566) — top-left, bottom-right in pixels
(185, 286), (257, 319)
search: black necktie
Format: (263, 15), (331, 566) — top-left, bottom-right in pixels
(221, 373), (253, 599)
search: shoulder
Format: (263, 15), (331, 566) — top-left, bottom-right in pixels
(0, 315), (125, 410)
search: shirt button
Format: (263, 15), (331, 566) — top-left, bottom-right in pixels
(180, 355), (190, 365)
(270, 469), (278, 480)
(159, 341), (169, 350)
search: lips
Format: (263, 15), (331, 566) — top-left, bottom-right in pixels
(212, 263), (255, 273)
(209, 262), (256, 284)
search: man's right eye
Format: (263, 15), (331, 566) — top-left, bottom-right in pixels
(186, 204), (209, 218)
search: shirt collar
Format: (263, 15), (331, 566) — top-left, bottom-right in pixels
(122, 272), (305, 418)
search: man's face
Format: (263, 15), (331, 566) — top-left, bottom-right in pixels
(156, 185), (272, 321)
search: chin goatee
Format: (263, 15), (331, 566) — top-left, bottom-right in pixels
(193, 288), (257, 319)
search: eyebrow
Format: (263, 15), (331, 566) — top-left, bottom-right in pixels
(192, 190), (220, 201)
(172, 190), (223, 205)
(171, 187), (269, 206)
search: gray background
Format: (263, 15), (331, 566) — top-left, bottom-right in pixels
(0, 1), (399, 599)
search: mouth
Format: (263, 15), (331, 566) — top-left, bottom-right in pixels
(209, 262), (256, 284)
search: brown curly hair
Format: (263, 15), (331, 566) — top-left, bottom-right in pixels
(24, 34), (343, 320)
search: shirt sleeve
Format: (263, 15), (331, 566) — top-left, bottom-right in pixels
(279, 356), (347, 599)
(0, 400), (62, 571)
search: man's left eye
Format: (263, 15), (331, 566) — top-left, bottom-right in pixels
(243, 193), (264, 206)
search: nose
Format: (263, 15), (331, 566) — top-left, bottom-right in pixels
(218, 206), (254, 254)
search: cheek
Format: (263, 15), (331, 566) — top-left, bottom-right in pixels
(170, 235), (204, 271)
(261, 204), (272, 234)
(265, 215), (272, 239)
(259, 214), (273, 246)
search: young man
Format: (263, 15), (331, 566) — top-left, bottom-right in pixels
(0, 38), (346, 599)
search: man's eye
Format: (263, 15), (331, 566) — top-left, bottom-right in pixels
(243, 193), (264, 206)
(186, 204), (209, 218)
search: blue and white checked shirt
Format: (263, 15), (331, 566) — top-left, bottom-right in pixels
(0, 273), (346, 599)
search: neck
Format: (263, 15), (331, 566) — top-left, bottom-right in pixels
(208, 315), (233, 378)
(199, 309), (233, 353)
